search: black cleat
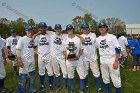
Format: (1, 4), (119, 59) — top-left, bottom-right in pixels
(39, 86), (45, 92)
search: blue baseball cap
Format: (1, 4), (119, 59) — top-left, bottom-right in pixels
(66, 24), (74, 30)
(38, 22), (47, 28)
(25, 26), (33, 31)
(54, 24), (62, 29)
(10, 29), (16, 33)
(81, 22), (89, 28)
(98, 22), (108, 28)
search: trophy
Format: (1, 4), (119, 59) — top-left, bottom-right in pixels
(67, 42), (78, 60)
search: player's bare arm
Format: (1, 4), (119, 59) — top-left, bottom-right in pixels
(2, 49), (7, 65)
(16, 49), (24, 68)
(63, 51), (67, 59)
(77, 49), (83, 59)
(76, 34), (85, 43)
(113, 48), (121, 69)
(113, 54), (120, 69)
(32, 29), (42, 40)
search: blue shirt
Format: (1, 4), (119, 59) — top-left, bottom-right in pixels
(131, 39), (140, 55)
(127, 38), (135, 49)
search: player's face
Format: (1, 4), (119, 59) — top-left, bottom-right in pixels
(82, 27), (90, 34)
(11, 32), (16, 37)
(99, 26), (108, 35)
(39, 28), (46, 35)
(39, 26), (46, 31)
(67, 29), (74, 35)
(55, 29), (61, 35)
(26, 30), (33, 38)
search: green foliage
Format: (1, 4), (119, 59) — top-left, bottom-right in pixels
(101, 17), (126, 36)
(72, 13), (100, 36)
(4, 56), (140, 93)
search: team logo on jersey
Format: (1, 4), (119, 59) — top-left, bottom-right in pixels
(54, 37), (62, 45)
(28, 40), (35, 48)
(99, 39), (109, 49)
(83, 37), (92, 45)
(12, 39), (18, 45)
(39, 37), (49, 46)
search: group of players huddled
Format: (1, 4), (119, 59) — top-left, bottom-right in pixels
(0, 21), (139, 93)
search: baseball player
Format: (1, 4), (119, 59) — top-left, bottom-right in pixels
(62, 24), (86, 93)
(80, 22), (102, 93)
(16, 26), (36, 93)
(0, 36), (7, 92)
(96, 22), (121, 93)
(32, 22), (53, 92)
(118, 32), (128, 67)
(6, 29), (21, 75)
(50, 24), (68, 89)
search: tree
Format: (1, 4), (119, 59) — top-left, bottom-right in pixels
(27, 19), (35, 26)
(72, 13), (99, 35)
(101, 17), (126, 36)
(0, 18), (10, 24)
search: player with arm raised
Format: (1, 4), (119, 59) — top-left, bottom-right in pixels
(96, 22), (121, 93)
(6, 29), (21, 75)
(16, 26), (36, 93)
(32, 22), (54, 92)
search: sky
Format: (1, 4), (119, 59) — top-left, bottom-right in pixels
(0, 0), (140, 28)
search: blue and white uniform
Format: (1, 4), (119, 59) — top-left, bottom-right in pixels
(96, 33), (121, 88)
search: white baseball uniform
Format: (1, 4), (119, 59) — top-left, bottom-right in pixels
(6, 36), (21, 66)
(81, 32), (100, 77)
(16, 36), (35, 74)
(118, 36), (128, 57)
(34, 31), (53, 76)
(96, 33), (121, 88)
(62, 35), (86, 79)
(0, 37), (6, 79)
(49, 32), (67, 78)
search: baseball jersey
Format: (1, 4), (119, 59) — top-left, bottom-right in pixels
(62, 35), (83, 67)
(16, 36), (35, 63)
(0, 36), (5, 57)
(49, 32), (67, 59)
(118, 36), (128, 50)
(81, 32), (97, 61)
(96, 33), (121, 64)
(6, 36), (21, 55)
(34, 31), (51, 59)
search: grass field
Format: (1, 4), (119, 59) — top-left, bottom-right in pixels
(4, 57), (140, 93)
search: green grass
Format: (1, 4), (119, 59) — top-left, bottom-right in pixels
(4, 57), (140, 93)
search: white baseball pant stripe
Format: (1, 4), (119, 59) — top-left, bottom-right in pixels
(0, 58), (6, 79)
(19, 61), (35, 74)
(100, 63), (121, 88)
(38, 56), (53, 76)
(67, 65), (86, 79)
(51, 56), (67, 78)
(83, 61), (100, 77)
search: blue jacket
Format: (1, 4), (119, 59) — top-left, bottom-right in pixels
(127, 38), (135, 49)
(131, 39), (140, 55)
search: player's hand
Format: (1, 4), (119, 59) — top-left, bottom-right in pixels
(7, 49), (12, 56)
(3, 59), (7, 65)
(77, 54), (80, 59)
(113, 61), (119, 69)
(18, 57), (24, 68)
